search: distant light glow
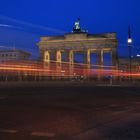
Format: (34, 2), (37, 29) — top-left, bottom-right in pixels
(136, 54), (140, 57)
(128, 38), (132, 43)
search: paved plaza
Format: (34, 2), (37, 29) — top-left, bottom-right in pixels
(0, 82), (140, 140)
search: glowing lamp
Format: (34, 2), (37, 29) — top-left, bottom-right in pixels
(128, 38), (132, 44)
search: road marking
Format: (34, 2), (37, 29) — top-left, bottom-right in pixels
(31, 132), (56, 137)
(0, 129), (18, 133)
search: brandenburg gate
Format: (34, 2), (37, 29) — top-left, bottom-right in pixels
(38, 19), (118, 79)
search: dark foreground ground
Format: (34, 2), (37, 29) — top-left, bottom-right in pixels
(0, 82), (140, 140)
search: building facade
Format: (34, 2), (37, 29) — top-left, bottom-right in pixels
(38, 32), (118, 77)
(119, 57), (140, 73)
(37, 20), (118, 79)
(0, 49), (31, 61)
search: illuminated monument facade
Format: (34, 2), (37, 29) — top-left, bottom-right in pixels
(38, 19), (118, 79)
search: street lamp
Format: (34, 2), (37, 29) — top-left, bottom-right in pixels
(127, 26), (132, 81)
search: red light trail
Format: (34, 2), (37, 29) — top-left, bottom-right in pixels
(0, 60), (140, 79)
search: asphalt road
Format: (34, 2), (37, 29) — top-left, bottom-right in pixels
(0, 82), (140, 140)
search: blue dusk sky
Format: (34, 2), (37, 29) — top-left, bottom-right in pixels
(0, 0), (140, 59)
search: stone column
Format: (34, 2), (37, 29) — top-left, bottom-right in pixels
(97, 49), (104, 80)
(56, 50), (62, 79)
(97, 49), (104, 67)
(43, 51), (50, 79)
(56, 50), (62, 63)
(44, 51), (50, 62)
(111, 48), (118, 81)
(86, 49), (91, 65)
(68, 50), (74, 64)
(85, 49), (91, 79)
(111, 48), (117, 67)
(68, 50), (74, 79)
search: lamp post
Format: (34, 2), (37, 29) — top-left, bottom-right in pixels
(127, 26), (132, 81)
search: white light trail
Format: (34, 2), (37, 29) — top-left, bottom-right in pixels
(0, 15), (65, 34)
(0, 24), (12, 27)
(0, 23), (23, 30)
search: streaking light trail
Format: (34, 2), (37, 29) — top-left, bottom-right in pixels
(0, 60), (140, 81)
(0, 15), (65, 34)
